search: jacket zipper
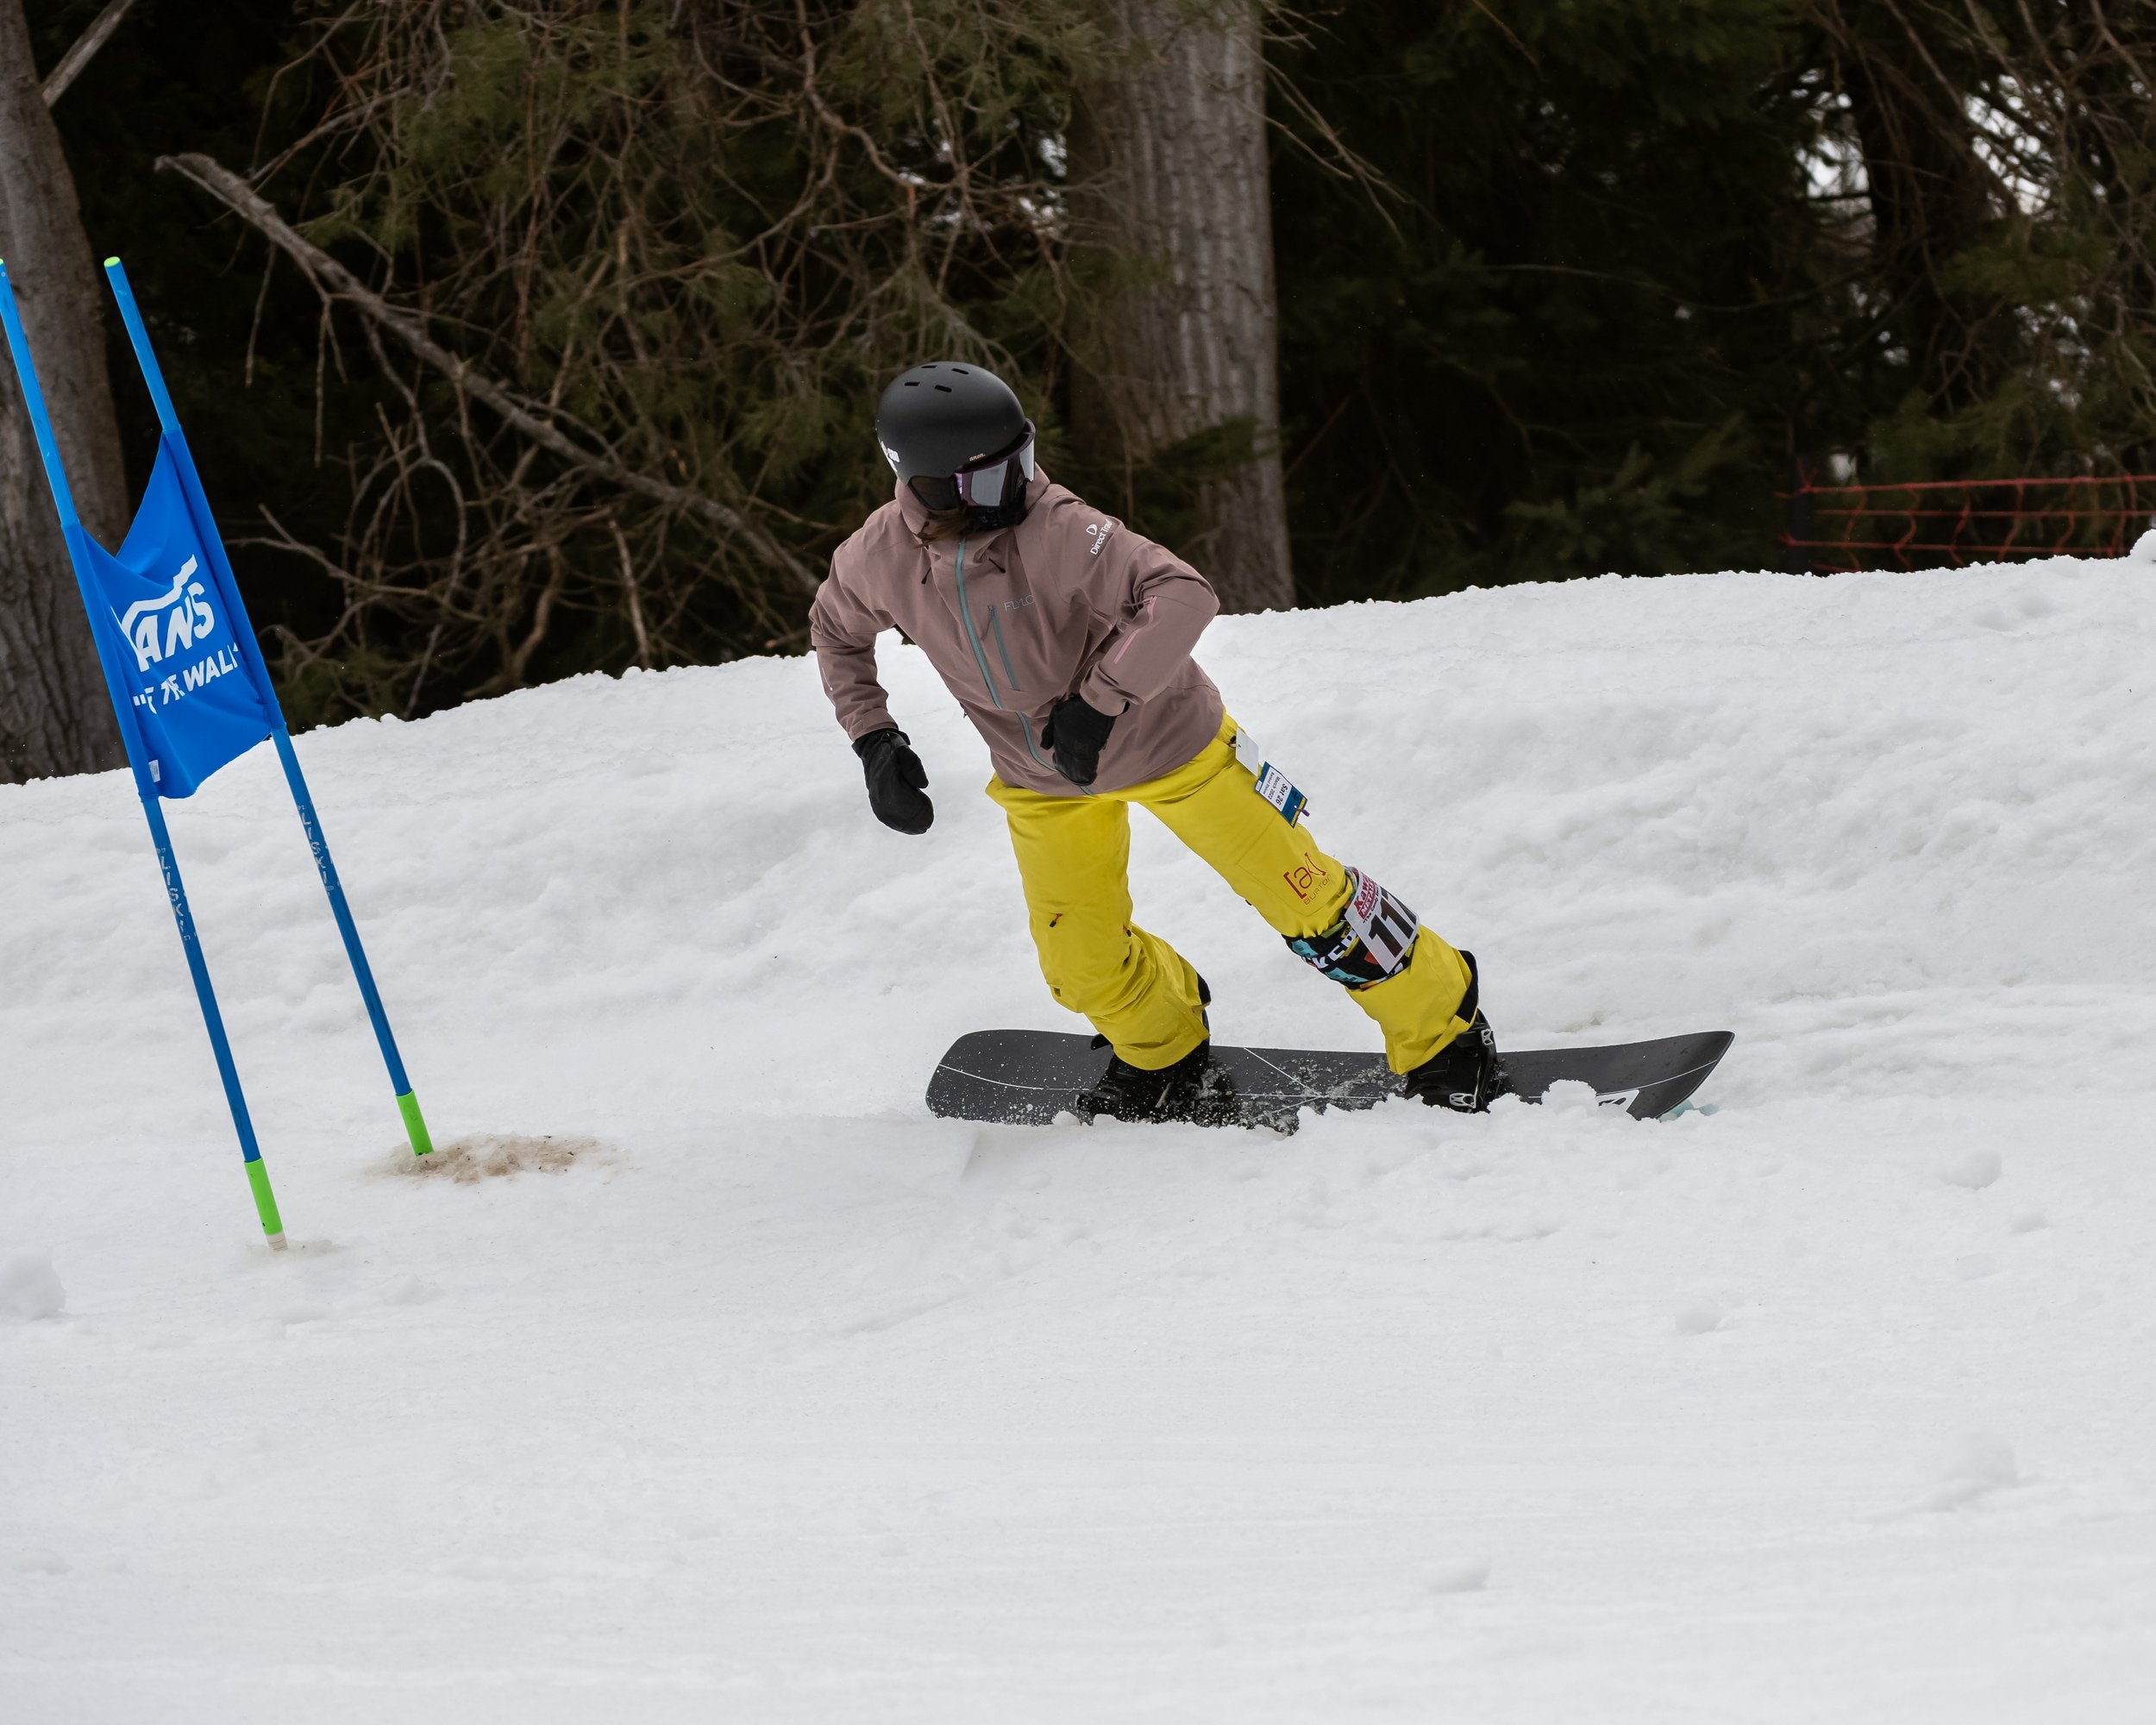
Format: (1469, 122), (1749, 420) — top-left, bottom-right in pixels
(988, 607), (1022, 691)
(955, 537), (1056, 774)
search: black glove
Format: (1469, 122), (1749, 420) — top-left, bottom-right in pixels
(1042, 693), (1116, 787)
(853, 727), (933, 833)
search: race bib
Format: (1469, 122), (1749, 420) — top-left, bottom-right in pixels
(1342, 868), (1418, 976)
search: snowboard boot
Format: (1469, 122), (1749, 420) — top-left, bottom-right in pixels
(1401, 951), (1508, 1113)
(1075, 1038), (1237, 1126)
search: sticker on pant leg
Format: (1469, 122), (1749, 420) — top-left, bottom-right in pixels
(1285, 867), (1419, 990)
(1232, 727), (1307, 827)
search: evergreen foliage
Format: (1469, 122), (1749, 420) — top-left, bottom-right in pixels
(1269, 2), (1851, 595)
(1269, 1), (2156, 599)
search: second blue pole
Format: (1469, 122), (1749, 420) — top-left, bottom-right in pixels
(103, 256), (436, 1158)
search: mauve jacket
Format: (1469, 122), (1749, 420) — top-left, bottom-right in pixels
(809, 468), (1225, 797)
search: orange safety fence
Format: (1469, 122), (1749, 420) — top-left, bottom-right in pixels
(1779, 468), (2156, 573)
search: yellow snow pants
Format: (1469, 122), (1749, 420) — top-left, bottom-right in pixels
(987, 715), (1477, 1074)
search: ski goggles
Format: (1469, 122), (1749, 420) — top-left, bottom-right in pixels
(908, 423), (1037, 512)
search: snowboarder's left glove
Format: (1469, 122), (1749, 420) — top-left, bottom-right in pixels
(854, 727), (934, 833)
(1043, 693), (1115, 787)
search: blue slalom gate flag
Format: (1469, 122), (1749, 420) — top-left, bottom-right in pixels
(0, 253), (439, 1251)
(78, 435), (273, 797)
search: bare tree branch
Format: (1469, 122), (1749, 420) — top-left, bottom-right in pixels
(40, 0), (137, 107)
(155, 148), (821, 597)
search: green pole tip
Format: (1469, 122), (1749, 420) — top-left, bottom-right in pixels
(244, 1156), (285, 1239)
(103, 256), (119, 267)
(398, 1090), (436, 1157)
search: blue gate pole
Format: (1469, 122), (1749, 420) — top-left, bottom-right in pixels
(0, 261), (287, 1245)
(103, 257), (436, 1157)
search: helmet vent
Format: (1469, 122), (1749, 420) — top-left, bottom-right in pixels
(934, 384), (952, 392)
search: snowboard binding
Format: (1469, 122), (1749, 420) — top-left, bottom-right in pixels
(1074, 1038), (1239, 1126)
(1401, 1012), (1508, 1113)
(1400, 950), (1508, 1113)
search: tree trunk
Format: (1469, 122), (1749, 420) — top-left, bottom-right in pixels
(1069, 0), (1294, 613)
(1818, 3), (2006, 419)
(0, 0), (128, 781)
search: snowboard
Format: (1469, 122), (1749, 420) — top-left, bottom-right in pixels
(927, 1027), (1733, 1132)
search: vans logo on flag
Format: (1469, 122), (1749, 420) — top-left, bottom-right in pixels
(116, 555), (216, 671)
(129, 643), (246, 714)
(73, 434), (273, 798)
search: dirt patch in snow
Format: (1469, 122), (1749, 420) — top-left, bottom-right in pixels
(381, 1133), (605, 1182)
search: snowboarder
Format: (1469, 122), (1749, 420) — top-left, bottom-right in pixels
(810, 361), (1506, 1123)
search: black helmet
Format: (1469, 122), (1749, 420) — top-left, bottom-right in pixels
(874, 361), (1037, 528)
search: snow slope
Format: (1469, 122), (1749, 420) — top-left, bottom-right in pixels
(3, 553), (2154, 1721)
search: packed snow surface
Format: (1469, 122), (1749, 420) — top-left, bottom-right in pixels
(4, 557), (2153, 1721)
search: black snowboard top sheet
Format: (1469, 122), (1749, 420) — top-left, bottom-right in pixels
(927, 1027), (1734, 1132)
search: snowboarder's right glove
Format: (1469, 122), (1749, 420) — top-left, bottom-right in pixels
(1043, 693), (1116, 787)
(854, 727), (934, 834)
